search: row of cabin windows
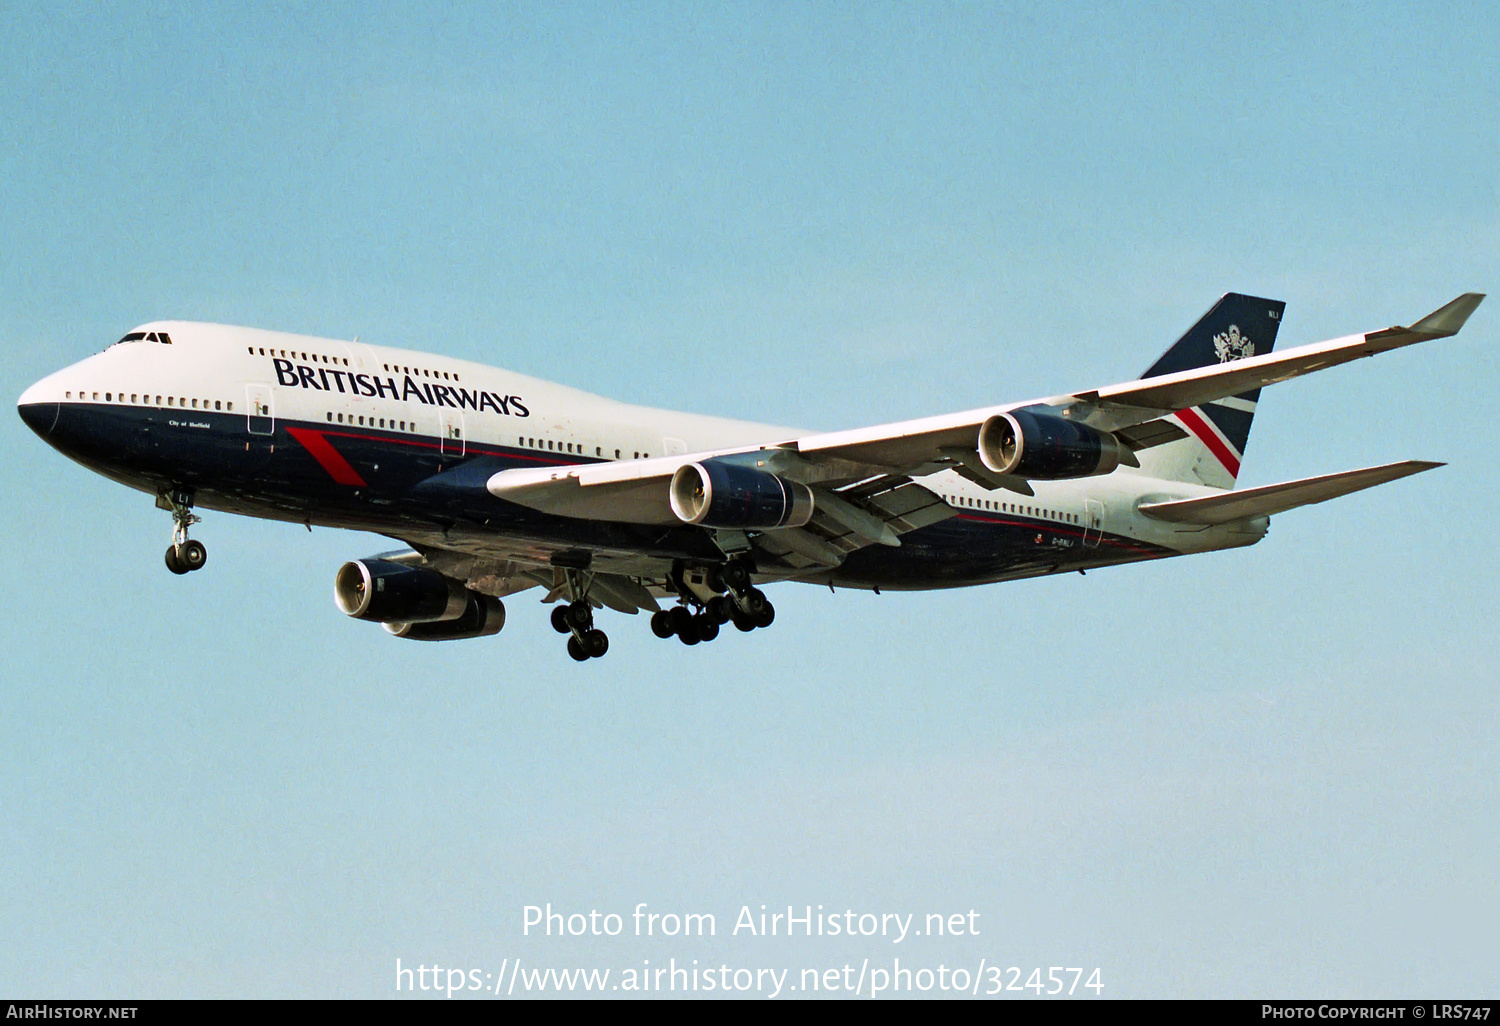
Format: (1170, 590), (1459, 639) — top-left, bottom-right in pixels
(248, 346), (350, 366)
(66, 385), (656, 460)
(326, 411), (416, 431)
(518, 437), (646, 460)
(382, 362), (459, 382)
(67, 390), (231, 411)
(244, 346), (464, 384)
(65, 386), (665, 463)
(947, 493), (1080, 525)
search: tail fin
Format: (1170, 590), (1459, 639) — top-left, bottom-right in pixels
(1134, 293), (1286, 488)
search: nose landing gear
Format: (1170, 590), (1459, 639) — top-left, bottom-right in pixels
(159, 488), (207, 575)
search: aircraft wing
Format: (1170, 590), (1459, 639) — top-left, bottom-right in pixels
(474, 293), (1479, 568)
(792, 292), (1484, 463)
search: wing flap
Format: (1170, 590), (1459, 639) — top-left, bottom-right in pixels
(1138, 460), (1442, 525)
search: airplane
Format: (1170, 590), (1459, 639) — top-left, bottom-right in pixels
(17, 291), (1483, 660)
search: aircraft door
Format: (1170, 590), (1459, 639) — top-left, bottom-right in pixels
(439, 409), (465, 456)
(246, 384), (274, 435)
(1083, 499), (1105, 548)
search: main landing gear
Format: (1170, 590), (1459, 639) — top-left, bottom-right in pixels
(650, 560), (774, 646)
(160, 488), (208, 575)
(549, 570), (609, 661)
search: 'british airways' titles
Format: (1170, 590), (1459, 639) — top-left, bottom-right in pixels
(272, 358), (529, 417)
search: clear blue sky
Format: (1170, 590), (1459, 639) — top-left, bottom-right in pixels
(2, 2), (1496, 998)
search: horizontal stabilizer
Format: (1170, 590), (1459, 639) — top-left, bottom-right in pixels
(1138, 460), (1443, 525)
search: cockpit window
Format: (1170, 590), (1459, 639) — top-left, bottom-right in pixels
(110, 330), (173, 349)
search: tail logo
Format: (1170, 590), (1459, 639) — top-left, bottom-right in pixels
(1213, 325), (1256, 363)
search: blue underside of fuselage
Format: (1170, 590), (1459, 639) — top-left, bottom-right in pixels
(19, 402), (1175, 587)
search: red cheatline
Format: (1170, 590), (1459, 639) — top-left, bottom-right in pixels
(285, 426), (368, 486)
(1175, 407), (1241, 478)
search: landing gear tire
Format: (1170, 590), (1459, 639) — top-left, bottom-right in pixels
(565, 601), (593, 631)
(551, 606), (571, 634)
(179, 539), (207, 572)
(165, 546), (189, 575)
(706, 594), (732, 624)
(694, 614), (719, 642)
(722, 561), (751, 593)
(738, 587), (770, 618)
(752, 601), (775, 629)
(583, 629), (609, 658)
(567, 635), (589, 661)
(650, 610), (675, 639)
(730, 606), (756, 632)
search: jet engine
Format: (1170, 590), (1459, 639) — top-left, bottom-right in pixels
(978, 409), (1126, 480)
(669, 460), (814, 530)
(334, 558), (471, 623)
(384, 593), (506, 641)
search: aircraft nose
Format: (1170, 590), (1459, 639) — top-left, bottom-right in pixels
(18, 400), (60, 436)
(17, 380), (60, 437)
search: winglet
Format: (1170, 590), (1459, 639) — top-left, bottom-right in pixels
(1409, 292), (1485, 336)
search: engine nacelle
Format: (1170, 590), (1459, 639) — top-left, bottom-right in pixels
(978, 410), (1125, 480)
(669, 460), (814, 529)
(384, 594), (506, 641)
(334, 558), (470, 623)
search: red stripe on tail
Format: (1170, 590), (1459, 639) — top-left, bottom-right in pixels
(1175, 407), (1241, 478)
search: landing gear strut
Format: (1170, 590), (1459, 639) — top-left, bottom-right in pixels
(550, 571), (609, 661)
(160, 488), (207, 575)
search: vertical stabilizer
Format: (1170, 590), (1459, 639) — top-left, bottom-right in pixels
(1134, 293), (1285, 488)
